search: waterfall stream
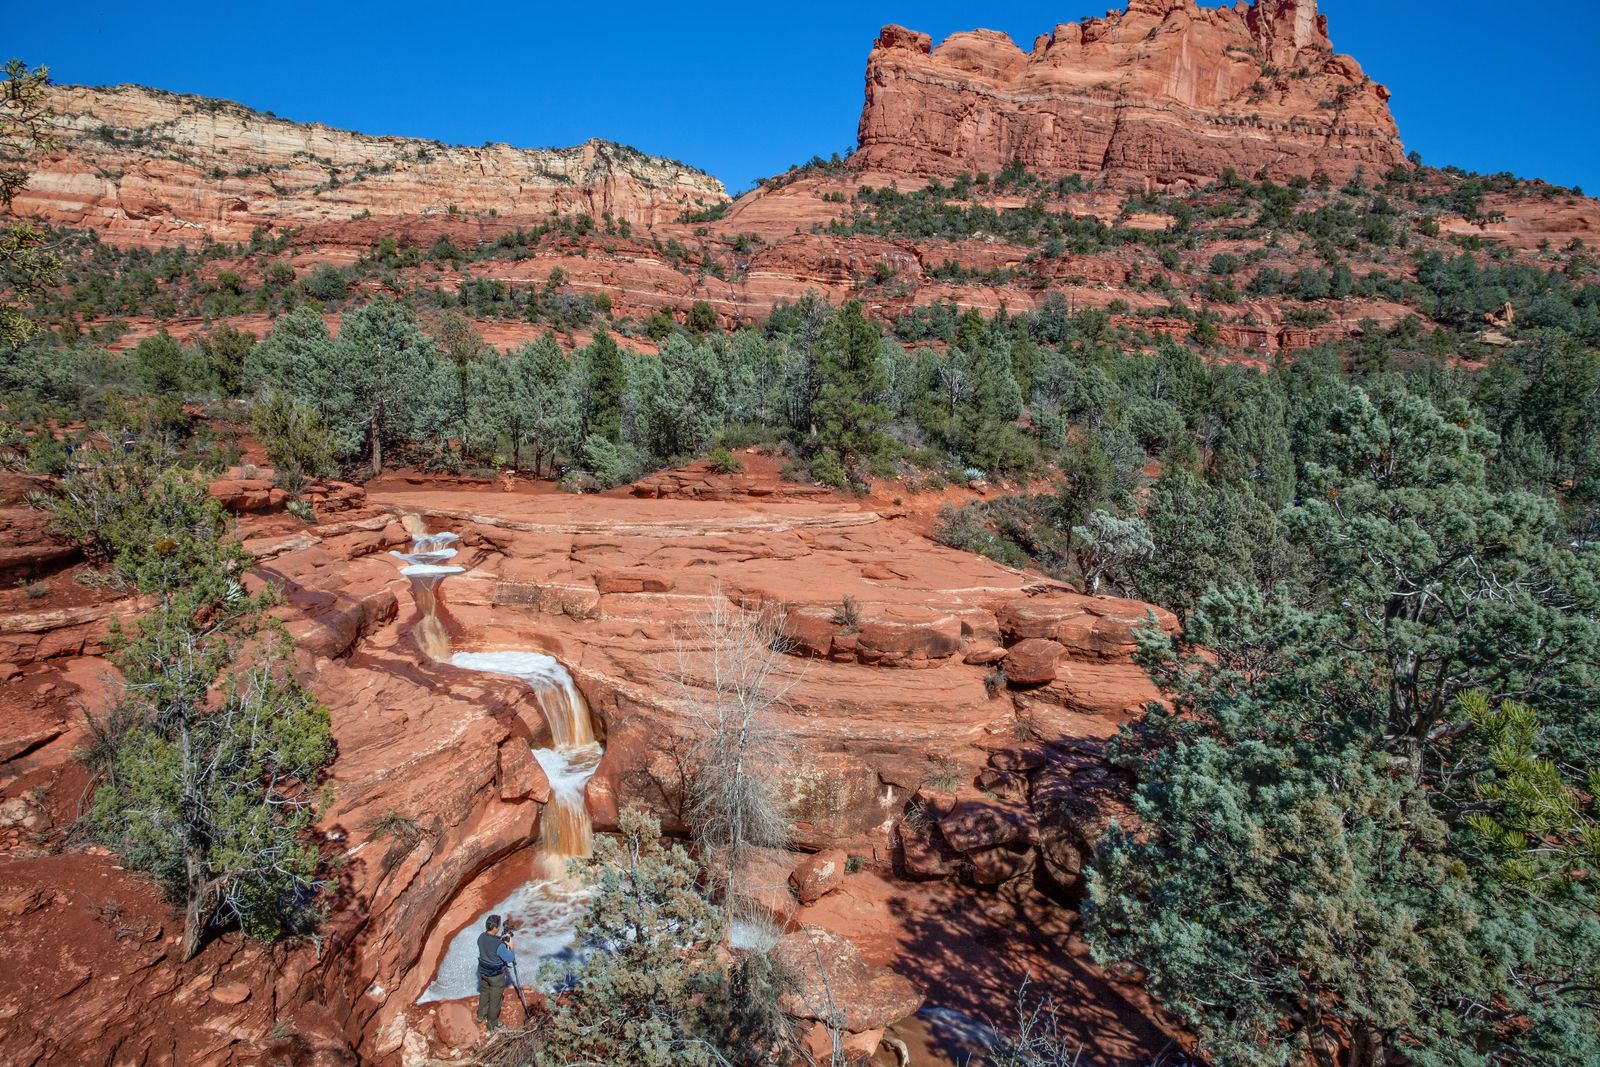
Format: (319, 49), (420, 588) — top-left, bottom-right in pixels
(390, 519), (603, 1003)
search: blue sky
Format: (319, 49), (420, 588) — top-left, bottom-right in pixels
(12, 2), (1597, 194)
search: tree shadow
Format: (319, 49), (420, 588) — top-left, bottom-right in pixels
(881, 874), (1182, 1067)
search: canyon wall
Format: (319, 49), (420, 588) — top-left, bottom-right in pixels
(16, 84), (729, 246)
(855, 0), (1407, 188)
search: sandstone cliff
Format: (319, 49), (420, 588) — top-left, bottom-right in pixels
(855, 0), (1407, 189)
(16, 84), (729, 245)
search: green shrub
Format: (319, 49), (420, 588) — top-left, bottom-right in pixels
(707, 446), (743, 474)
(515, 808), (788, 1067)
(251, 392), (337, 498)
(56, 450), (333, 959)
(807, 449), (847, 488)
(581, 434), (639, 488)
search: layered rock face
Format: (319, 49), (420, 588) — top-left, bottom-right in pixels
(17, 85), (728, 245)
(856, 0), (1407, 188)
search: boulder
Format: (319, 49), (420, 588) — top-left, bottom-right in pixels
(435, 1001), (479, 1049)
(1032, 763), (1135, 891)
(855, 607), (962, 662)
(1003, 638), (1062, 686)
(772, 926), (923, 1033)
(938, 797), (1038, 854)
(968, 845), (1036, 886)
(895, 820), (961, 879)
(975, 767), (1027, 800)
(782, 605), (842, 658)
(208, 478), (288, 515)
(790, 848), (848, 905)
(210, 982), (251, 1006)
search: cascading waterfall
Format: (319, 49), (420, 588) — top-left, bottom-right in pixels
(388, 518), (604, 1002)
(450, 651), (602, 881)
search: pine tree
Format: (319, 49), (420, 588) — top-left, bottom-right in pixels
(811, 299), (890, 477)
(582, 328), (628, 443)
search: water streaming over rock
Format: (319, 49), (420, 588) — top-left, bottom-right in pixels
(389, 519), (604, 1003)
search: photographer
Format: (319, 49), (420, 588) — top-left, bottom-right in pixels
(474, 914), (517, 1032)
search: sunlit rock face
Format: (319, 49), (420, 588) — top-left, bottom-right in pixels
(856, 0), (1407, 190)
(18, 84), (729, 247)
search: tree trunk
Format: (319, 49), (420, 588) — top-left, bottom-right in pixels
(370, 407), (383, 477)
(1305, 996), (1338, 1067)
(182, 858), (212, 961)
(1344, 1023), (1386, 1067)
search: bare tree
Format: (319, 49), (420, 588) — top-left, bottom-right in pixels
(673, 593), (800, 903)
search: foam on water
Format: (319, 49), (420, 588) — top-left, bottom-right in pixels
(414, 649), (602, 1003)
(389, 547), (458, 567)
(417, 877), (592, 1002)
(450, 651), (597, 748)
(399, 564), (466, 578)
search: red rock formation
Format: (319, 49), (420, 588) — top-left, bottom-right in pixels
(856, 0), (1407, 189)
(17, 85), (728, 246)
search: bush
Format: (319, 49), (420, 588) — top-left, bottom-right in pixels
(48, 447), (224, 576)
(518, 808), (789, 1067)
(807, 449), (847, 489)
(687, 300), (718, 333)
(252, 392), (336, 498)
(302, 263), (349, 302)
(707, 446), (743, 474)
(56, 450), (334, 959)
(581, 434), (639, 488)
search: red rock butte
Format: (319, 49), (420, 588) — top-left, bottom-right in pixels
(856, 0), (1408, 189)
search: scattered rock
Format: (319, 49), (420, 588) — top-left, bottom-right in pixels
(790, 848), (848, 904)
(211, 981), (251, 1006)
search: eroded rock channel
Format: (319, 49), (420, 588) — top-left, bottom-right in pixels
(0, 472), (1181, 1064)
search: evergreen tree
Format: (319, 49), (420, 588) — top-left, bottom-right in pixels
(244, 304), (333, 389)
(131, 329), (189, 395)
(953, 338), (1032, 474)
(55, 453), (333, 961)
(812, 299), (890, 477)
(195, 324), (256, 397)
(582, 328), (628, 443)
(328, 298), (451, 474)
(251, 391), (336, 498)
(1086, 381), (1600, 1067)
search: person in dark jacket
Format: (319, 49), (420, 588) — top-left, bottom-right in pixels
(475, 914), (516, 1031)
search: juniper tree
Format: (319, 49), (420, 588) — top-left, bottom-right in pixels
(56, 455), (334, 960)
(581, 328), (628, 443)
(1, 58), (59, 348)
(1085, 382), (1600, 1067)
(251, 391), (336, 498)
(530, 809), (789, 1067)
(327, 297), (452, 474)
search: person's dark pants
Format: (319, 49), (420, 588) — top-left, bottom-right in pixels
(476, 971), (507, 1030)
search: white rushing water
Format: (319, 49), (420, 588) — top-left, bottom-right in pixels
(390, 525), (606, 1004)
